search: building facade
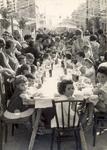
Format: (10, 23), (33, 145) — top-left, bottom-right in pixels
(0, 0), (17, 13)
(17, 0), (37, 19)
(0, 0), (7, 9)
(71, 3), (87, 31)
(99, 0), (107, 33)
(71, 0), (107, 33)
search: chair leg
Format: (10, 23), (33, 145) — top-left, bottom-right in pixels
(0, 121), (3, 150)
(93, 124), (96, 147)
(12, 124), (15, 136)
(57, 133), (61, 150)
(50, 129), (55, 150)
(76, 130), (82, 150)
(57, 138), (61, 150)
(31, 113), (35, 129)
(74, 130), (79, 150)
(4, 124), (8, 143)
(100, 121), (104, 135)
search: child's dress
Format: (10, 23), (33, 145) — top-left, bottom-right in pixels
(51, 95), (79, 128)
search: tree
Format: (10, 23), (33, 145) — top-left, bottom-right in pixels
(18, 17), (27, 30)
(0, 8), (10, 30)
(88, 14), (101, 33)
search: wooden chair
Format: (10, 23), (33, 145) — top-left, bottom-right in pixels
(93, 111), (107, 146)
(0, 74), (35, 145)
(2, 109), (35, 142)
(51, 99), (86, 150)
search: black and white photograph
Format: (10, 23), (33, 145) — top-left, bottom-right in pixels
(0, 0), (107, 150)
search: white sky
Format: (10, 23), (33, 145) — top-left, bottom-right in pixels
(36, 0), (86, 27)
(37, 0), (86, 17)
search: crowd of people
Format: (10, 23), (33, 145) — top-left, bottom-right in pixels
(0, 28), (107, 132)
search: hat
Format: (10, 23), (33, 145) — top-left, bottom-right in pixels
(84, 58), (94, 65)
(75, 29), (82, 35)
(18, 55), (26, 60)
(98, 62), (107, 69)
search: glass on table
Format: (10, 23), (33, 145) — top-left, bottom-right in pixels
(49, 69), (52, 77)
(37, 61), (40, 69)
(61, 60), (65, 68)
(64, 67), (67, 75)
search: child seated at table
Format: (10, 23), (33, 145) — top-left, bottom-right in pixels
(16, 64), (31, 75)
(26, 53), (35, 65)
(25, 73), (35, 87)
(17, 55), (26, 66)
(31, 64), (37, 77)
(25, 73), (37, 96)
(51, 79), (79, 127)
(75, 52), (85, 71)
(83, 43), (93, 60)
(84, 58), (95, 84)
(95, 86), (107, 112)
(84, 65), (107, 129)
(65, 52), (73, 69)
(4, 75), (34, 119)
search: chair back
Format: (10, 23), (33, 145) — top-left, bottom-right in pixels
(52, 99), (85, 129)
(0, 74), (5, 117)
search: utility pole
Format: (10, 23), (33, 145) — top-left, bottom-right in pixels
(86, 0), (89, 30)
(10, 15), (14, 35)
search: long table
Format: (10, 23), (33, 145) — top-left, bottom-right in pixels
(25, 65), (89, 150)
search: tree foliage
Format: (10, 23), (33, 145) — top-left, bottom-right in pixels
(1, 19), (10, 29)
(0, 8), (9, 19)
(0, 8), (10, 29)
(88, 15), (101, 32)
(18, 17), (27, 30)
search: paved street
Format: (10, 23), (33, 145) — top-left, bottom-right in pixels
(2, 125), (107, 150)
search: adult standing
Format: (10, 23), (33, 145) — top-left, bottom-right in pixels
(5, 39), (19, 71)
(72, 29), (87, 56)
(90, 35), (100, 62)
(0, 38), (12, 69)
(97, 29), (107, 56)
(23, 34), (42, 65)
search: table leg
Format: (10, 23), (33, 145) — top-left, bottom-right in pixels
(80, 126), (88, 150)
(28, 109), (42, 150)
(0, 121), (3, 150)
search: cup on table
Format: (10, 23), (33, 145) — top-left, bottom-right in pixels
(49, 69), (52, 77)
(61, 60), (65, 68)
(43, 71), (46, 77)
(41, 76), (44, 84)
(64, 68), (67, 75)
(51, 62), (53, 70)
